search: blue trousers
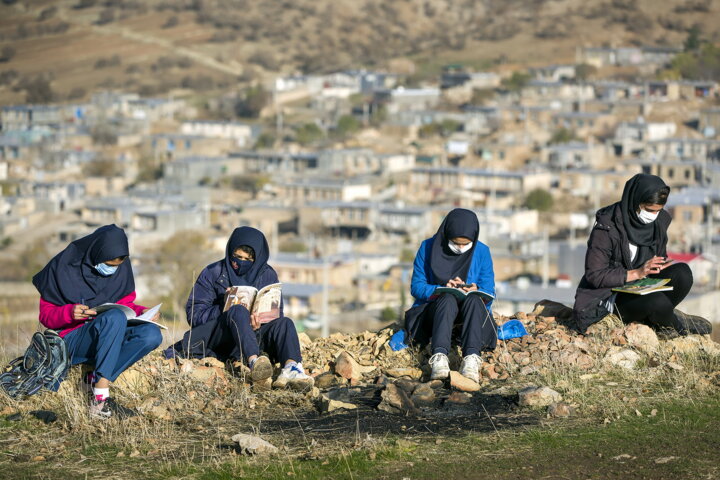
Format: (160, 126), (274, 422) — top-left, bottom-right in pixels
(63, 309), (163, 382)
(419, 293), (497, 356)
(165, 306), (302, 365)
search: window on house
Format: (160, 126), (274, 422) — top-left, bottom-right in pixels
(668, 168), (674, 178)
(683, 211), (692, 221)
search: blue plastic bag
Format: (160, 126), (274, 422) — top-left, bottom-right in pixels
(389, 330), (408, 351)
(497, 319), (528, 341)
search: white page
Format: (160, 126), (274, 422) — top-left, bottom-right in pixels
(136, 303), (162, 321)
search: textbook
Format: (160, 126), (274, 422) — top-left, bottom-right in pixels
(611, 278), (673, 295)
(432, 287), (495, 303)
(223, 283), (282, 324)
(92, 303), (167, 329)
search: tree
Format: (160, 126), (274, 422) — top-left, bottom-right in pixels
(234, 85), (268, 118)
(24, 77), (54, 103)
(501, 71), (531, 92)
(334, 115), (360, 138)
(83, 158), (120, 177)
(550, 128), (577, 144)
(254, 132), (275, 149)
(380, 306), (398, 322)
(575, 63), (597, 81)
(523, 188), (554, 212)
(295, 123), (323, 146)
(684, 25), (702, 52)
(0, 46), (16, 63)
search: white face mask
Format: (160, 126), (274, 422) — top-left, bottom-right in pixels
(448, 241), (473, 255)
(637, 208), (660, 224)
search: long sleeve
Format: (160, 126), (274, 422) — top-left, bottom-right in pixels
(38, 298), (77, 331)
(467, 243), (495, 308)
(116, 291), (146, 316)
(584, 228), (627, 289)
(185, 269), (223, 327)
(410, 240), (441, 303)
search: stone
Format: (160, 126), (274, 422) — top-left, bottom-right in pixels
(231, 434), (279, 456)
(377, 384), (419, 415)
(654, 456), (678, 464)
(547, 402), (575, 417)
(114, 368), (152, 394)
(426, 379), (444, 389)
(445, 391), (472, 405)
(394, 378), (420, 394)
(314, 372), (342, 389)
(532, 300), (573, 322)
(624, 323), (659, 353)
(385, 367), (423, 379)
(297, 332), (312, 347)
(200, 357), (225, 369)
(519, 366), (538, 376)
(449, 371), (480, 392)
(334, 351), (362, 383)
(180, 361), (194, 374)
(603, 348), (641, 370)
(518, 386), (562, 407)
(410, 383), (435, 407)
(320, 395), (357, 413)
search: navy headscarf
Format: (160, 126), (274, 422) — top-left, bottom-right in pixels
(32, 224), (134, 306)
(430, 208), (480, 285)
(224, 226), (270, 287)
(619, 173), (669, 268)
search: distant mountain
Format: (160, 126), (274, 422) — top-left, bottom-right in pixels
(0, 0), (717, 104)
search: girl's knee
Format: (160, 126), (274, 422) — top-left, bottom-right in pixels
(140, 325), (163, 349)
(93, 309), (126, 331)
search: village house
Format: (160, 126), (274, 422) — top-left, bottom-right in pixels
(146, 134), (236, 160)
(700, 108), (720, 138)
(180, 120), (259, 148)
(541, 141), (609, 171)
(229, 150), (320, 174)
(271, 178), (373, 205)
(550, 112), (616, 139)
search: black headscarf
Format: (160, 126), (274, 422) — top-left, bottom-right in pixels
(224, 226), (270, 287)
(430, 208), (479, 285)
(619, 173), (669, 268)
(32, 224), (134, 306)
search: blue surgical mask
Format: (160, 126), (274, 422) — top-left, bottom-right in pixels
(231, 258), (253, 275)
(95, 262), (118, 276)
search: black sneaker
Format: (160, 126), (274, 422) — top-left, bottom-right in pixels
(89, 397), (138, 419)
(656, 327), (680, 340)
(674, 309), (713, 335)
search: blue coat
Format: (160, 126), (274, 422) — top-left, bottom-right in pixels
(410, 237), (495, 315)
(185, 260), (283, 327)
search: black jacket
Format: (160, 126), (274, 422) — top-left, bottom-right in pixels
(573, 203), (671, 332)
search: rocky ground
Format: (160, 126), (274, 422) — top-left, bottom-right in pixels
(1, 300), (719, 476)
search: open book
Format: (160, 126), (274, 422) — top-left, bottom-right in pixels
(223, 283), (282, 324)
(612, 278), (673, 295)
(92, 303), (167, 330)
(432, 287), (495, 303)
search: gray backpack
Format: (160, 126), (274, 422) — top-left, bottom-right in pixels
(0, 330), (70, 399)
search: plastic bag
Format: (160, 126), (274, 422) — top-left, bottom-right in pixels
(497, 319), (528, 341)
(389, 330), (408, 351)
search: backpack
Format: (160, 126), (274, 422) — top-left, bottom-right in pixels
(0, 330), (70, 399)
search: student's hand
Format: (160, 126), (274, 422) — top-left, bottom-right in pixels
(658, 258), (675, 271)
(142, 308), (161, 323)
(628, 256), (665, 281)
(446, 277), (463, 288)
(250, 313), (261, 331)
(72, 304), (97, 320)
(461, 283), (478, 293)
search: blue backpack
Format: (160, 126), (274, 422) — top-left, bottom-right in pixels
(0, 330), (70, 399)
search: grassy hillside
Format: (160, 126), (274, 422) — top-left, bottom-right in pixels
(0, 0), (719, 104)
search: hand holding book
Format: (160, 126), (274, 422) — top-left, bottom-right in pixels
(626, 256), (674, 282)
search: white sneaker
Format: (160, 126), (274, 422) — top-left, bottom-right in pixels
(429, 353), (450, 380)
(273, 362), (314, 389)
(459, 354), (482, 384)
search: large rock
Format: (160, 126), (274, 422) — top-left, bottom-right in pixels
(320, 394), (357, 413)
(532, 300), (573, 322)
(314, 372), (343, 389)
(624, 323), (659, 353)
(378, 384), (419, 415)
(518, 386), (562, 407)
(114, 368), (152, 394)
(548, 402), (576, 418)
(385, 367), (423, 379)
(334, 351), (362, 383)
(449, 371), (480, 392)
(604, 348), (641, 369)
(410, 383), (436, 407)
(231, 434), (278, 456)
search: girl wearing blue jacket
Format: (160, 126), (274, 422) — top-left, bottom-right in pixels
(165, 227), (311, 388)
(404, 208), (496, 383)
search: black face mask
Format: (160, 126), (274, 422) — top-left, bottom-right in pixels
(231, 259), (253, 275)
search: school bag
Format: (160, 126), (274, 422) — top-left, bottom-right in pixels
(0, 330), (70, 399)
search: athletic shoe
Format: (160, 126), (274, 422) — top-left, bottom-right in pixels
(250, 355), (273, 382)
(674, 309), (713, 335)
(273, 363), (314, 389)
(80, 371), (96, 394)
(429, 353), (450, 380)
(459, 354), (482, 384)
(89, 398), (137, 420)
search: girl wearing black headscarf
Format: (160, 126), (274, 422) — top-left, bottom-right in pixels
(404, 208), (496, 384)
(573, 174), (711, 336)
(34, 225), (162, 419)
(165, 227), (312, 389)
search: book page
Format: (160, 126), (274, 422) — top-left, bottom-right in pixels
(224, 286), (258, 312)
(468, 289), (495, 302)
(127, 303), (168, 330)
(253, 283), (282, 324)
(92, 303), (136, 320)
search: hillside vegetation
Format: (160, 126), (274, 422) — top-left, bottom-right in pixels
(1, 0), (719, 104)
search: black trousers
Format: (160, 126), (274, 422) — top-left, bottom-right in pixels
(165, 306), (302, 365)
(415, 293), (497, 356)
(615, 262), (693, 332)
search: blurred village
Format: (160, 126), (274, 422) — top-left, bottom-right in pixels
(1, 42), (720, 350)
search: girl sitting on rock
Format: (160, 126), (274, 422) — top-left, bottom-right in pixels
(165, 226), (312, 389)
(573, 173), (712, 337)
(404, 208), (497, 384)
(34, 225), (162, 419)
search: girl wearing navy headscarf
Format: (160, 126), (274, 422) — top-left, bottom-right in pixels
(165, 227), (311, 388)
(33, 225), (162, 419)
(404, 208), (496, 384)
